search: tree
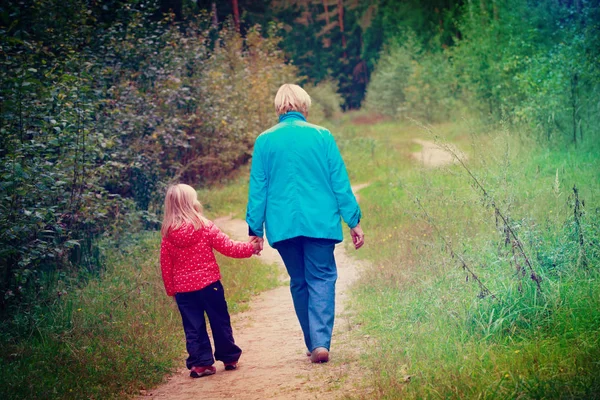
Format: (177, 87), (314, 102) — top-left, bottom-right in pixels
(232, 0), (241, 31)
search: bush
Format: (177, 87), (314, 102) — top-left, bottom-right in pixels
(305, 79), (344, 123)
(364, 32), (461, 123)
(100, 18), (297, 189)
(363, 34), (419, 118)
(364, 0), (600, 142)
(451, 0), (600, 142)
(0, 3), (142, 315)
(0, 231), (279, 399)
(0, 0), (297, 317)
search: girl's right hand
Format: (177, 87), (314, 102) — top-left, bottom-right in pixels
(250, 236), (263, 255)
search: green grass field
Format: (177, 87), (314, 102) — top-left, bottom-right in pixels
(336, 113), (600, 399)
(2, 113), (597, 399)
(0, 230), (278, 399)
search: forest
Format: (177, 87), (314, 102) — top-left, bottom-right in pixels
(1, 0), (599, 398)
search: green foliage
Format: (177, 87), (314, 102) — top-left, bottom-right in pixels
(0, 234), (180, 400)
(304, 79), (344, 123)
(335, 116), (600, 398)
(364, 0), (600, 145)
(364, 33), (420, 118)
(370, 0), (462, 50)
(184, 1), (464, 109)
(0, 232), (278, 399)
(450, 0), (600, 140)
(100, 16), (295, 187)
(0, 0), (296, 316)
(0, 1), (144, 315)
(269, 1), (375, 108)
(365, 32), (462, 122)
(403, 51), (461, 122)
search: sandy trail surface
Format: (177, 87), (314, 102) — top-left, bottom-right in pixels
(142, 137), (459, 399)
(411, 138), (466, 167)
(143, 185), (371, 400)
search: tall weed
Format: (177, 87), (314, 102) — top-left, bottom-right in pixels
(337, 116), (600, 399)
(0, 231), (278, 399)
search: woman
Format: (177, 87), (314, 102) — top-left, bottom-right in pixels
(246, 83), (364, 363)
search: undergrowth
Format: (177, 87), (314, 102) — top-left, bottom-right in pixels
(0, 227), (278, 399)
(339, 113), (600, 399)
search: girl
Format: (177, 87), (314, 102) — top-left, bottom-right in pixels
(160, 183), (260, 378)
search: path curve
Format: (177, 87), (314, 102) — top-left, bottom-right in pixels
(142, 185), (371, 400)
(411, 139), (466, 167)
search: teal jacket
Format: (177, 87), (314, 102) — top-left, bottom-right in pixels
(246, 111), (361, 246)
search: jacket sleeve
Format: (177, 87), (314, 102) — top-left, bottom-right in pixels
(160, 239), (176, 296)
(246, 137), (267, 237)
(209, 224), (255, 258)
(327, 132), (362, 228)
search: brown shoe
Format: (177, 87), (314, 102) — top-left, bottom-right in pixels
(190, 365), (216, 378)
(224, 361), (238, 371)
(310, 347), (329, 363)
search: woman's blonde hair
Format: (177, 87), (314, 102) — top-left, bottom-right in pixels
(161, 184), (209, 237)
(274, 83), (312, 116)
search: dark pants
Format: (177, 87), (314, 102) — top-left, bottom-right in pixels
(274, 236), (337, 352)
(175, 281), (242, 369)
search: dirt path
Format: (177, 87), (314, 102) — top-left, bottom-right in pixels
(411, 138), (465, 167)
(143, 185), (371, 400)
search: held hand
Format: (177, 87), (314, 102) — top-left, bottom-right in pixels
(249, 236), (264, 255)
(350, 223), (365, 250)
(251, 240), (262, 255)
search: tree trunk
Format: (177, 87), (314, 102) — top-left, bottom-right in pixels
(212, 2), (218, 28)
(492, 0), (499, 20)
(232, 0), (240, 31)
(571, 73), (578, 144)
(337, 0), (346, 56)
(323, 0), (330, 25)
(480, 0), (487, 25)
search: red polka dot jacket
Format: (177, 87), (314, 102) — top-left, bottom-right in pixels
(160, 222), (254, 296)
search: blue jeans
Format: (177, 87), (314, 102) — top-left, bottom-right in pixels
(175, 281), (242, 369)
(275, 236), (337, 352)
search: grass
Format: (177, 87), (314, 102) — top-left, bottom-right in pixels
(0, 233), (181, 399)
(3, 111), (597, 399)
(335, 113), (600, 399)
(198, 168), (251, 220)
(0, 188), (278, 399)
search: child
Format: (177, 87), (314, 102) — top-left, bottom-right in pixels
(160, 184), (260, 378)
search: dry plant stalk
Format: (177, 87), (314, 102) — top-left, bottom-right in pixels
(436, 140), (542, 292)
(415, 197), (495, 299)
(410, 118), (543, 293)
(572, 185), (588, 268)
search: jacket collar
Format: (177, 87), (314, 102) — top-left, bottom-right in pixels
(278, 111), (307, 123)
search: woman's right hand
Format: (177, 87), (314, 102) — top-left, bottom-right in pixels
(350, 223), (365, 250)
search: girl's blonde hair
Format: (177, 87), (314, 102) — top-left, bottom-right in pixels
(274, 83), (312, 116)
(161, 184), (209, 237)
